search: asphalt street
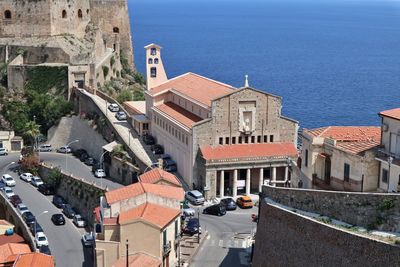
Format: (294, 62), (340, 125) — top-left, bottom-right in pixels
(190, 203), (258, 267)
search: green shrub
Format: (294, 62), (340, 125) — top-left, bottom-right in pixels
(102, 65), (109, 78)
(116, 89), (132, 103)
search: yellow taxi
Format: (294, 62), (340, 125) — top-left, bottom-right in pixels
(236, 196), (254, 209)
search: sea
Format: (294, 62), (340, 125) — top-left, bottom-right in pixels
(128, 0), (400, 129)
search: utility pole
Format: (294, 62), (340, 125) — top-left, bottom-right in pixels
(197, 208), (200, 244)
(126, 239), (129, 267)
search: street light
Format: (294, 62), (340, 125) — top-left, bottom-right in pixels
(2, 162), (16, 174)
(387, 156), (393, 192)
(34, 210), (48, 237)
(128, 129), (131, 146)
(99, 151), (108, 188)
(125, 239), (129, 267)
(65, 140), (79, 173)
(197, 208), (200, 244)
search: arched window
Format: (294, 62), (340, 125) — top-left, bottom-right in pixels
(62, 10), (67, 18)
(86, 9), (90, 14)
(4, 10), (11, 19)
(78, 9), (82, 18)
(148, 58), (153, 64)
(154, 58), (159, 64)
(150, 67), (157, 78)
(113, 27), (119, 33)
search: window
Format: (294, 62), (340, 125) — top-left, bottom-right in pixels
(398, 175), (400, 186)
(185, 136), (188, 145)
(4, 10), (11, 19)
(225, 137), (229, 144)
(238, 137), (242, 144)
(232, 137), (236, 144)
(175, 220), (179, 238)
(78, 9), (82, 18)
(305, 149), (308, 167)
(344, 163), (350, 182)
(251, 136), (255, 143)
(382, 169), (388, 183)
(62, 10), (67, 18)
(219, 137), (223, 145)
(257, 136), (261, 143)
(264, 136), (268, 143)
(270, 135), (274, 142)
(113, 27), (120, 33)
(154, 58), (159, 64)
(151, 48), (157, 55)
(150, 67), (157, 77)
(245, 136), (249, 143)
(163, 230), (167, 246)
(143, 123), (149, 130)
(148, 58), (153, 64)
(86, 9), (90, 14)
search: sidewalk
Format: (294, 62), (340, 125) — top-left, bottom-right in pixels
(178, 231), (208, 267)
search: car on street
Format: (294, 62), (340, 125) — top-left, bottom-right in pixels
(2, 174), (16, 187)
(22, 211), (36, 225)
(30, 222), (44, 235)
(9, 195), (22, 207)
(94, 169), (106, 178)
(185, 190), (205, 205)
(203, 204), (227, 216)
(79, 152), (89, 162)
(17, 204), (29, 215)
(143, 134), (156, 145)
(52, 195), (66, 208)
(3, 187), (15, 198)
(57, 146), (72, 153)
(20, 173), (33, 182)
(35, 232), (49, 247)
(39, 245), (51, 255)
(220, 197), (237, 210)
(84, 157), (97, 166)
(38, 184), (55, 195)
(31, 176), (44, 187)
(72, 149), (87, 158)
(82, 232), (94, 247)
(183, 218), (202, 236)
(236, 196), (254, 209)
(38, 144), (52, 152)
(151, 144), (164, 154)
(0, 181), (5, 190)
(51, 214), (66, 225)
(115, 111), (127, 121)
(163, 159), (177, 172)
(108, 103), (119, 112)
(62, 204), (76, 219)
(0, 148), (8, 156)
(73, 214), (86, 228)
(182, 202), (195, 217)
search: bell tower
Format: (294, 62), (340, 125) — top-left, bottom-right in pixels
(144, 43), (168, 90)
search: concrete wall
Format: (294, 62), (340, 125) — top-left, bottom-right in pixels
(252, 201), (400, 267)
(262, 185), (400, 232)
(96, 240), (120, 267)
(106, 156), (139, 186)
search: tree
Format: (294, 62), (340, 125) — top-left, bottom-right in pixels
(47, 167), (62, 187)
(20, 154), (40, 174)
(2, 100), (29, 134)
(116, 89), (132, 103)
(23, 121), (40, 148)
(111, 144), (129, 161)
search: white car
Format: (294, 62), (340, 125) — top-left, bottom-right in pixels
(0, 148), (8, 156)
(38, 144), (52, 152)
(20, 173), (33, 182)
(35, 232), (49, 247)
(82, 232), (94, 247)
(115, 111), (127, 121)
(57, 146), (72, 153)
(94, 169), (106, 178)
(108, 103), (119, 112)
(31, 176), (44, 187)
(3, 187), (15, 199)
(73, 214), (86, 228)
(182, 203), (195, 217)
(17, 204), (29, 215)
(185, 190), (205, 205)
(2, 174), (16, 187)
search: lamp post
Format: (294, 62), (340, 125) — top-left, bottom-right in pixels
(197, 208), (200, 244)
(387, 156), (393, 192)
(105, 100), (108, 116)
(3, 162), (15, 174)
(125, 239), (129, 267)
(65, 140), (79, 173)
(34, 210), (48, 237)
(99, 151), (108, 188)
(128, 129), (131, 146)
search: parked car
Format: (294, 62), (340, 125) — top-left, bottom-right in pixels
(185, 190), (205, 205)
(22, 211), (36, 225)
(115, 111), (127, 121)
(38, 144), (52, 152)
(35, 232), (49, 247)
(108, 103), (119, 112)
(20, 173), (33, 182)
(183, 218), (202, 236)
(0, 148), (8, 156)
(38, 184), (55, 195)
(151, 144), (164, 154)
(236, 196), (254, 209)
(72, 149), (87, 158)
(203, 204), (226, 216)
(143, 134), (156, 145)
(220, 197), (237, 211)
(73, 214), (86, 228)
(31, 176), (44, 187)
(57, 146), (72, 153)
(2, 174), (16, 187)
(39, 245), (51, 255)
(182, 202), (195, 217)
(82, 232), (94, 247)
(62, 204), (76, 219)
(51, 214), (65, 225)
(160, 154), (172, 160)
(3, 187), (15, 199)
(52, 195), (66, 208)
(17, 204), (29, 215)
(9, 195), (22, 207)
(0, 181), (5, 190)
(163, 159), (177, 172)
(94, 169), (106, 178)
(30, 222), (44, 235)
(84, 157), (97, 166)
(79, 152), (89, 162)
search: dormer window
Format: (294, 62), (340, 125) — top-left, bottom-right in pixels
(113, 27), (119, 33)
(150, 48), (157, 56)
(4, 10), (11, 19)
(154, 58), (159, 64)
(148, 58), (153, 64)
(150, 67), (157, 77)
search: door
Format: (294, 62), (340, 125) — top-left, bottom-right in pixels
(324, 157), (331, 184)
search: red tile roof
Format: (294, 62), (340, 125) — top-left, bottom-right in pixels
(379, 108), (400, 121)
(201, 143), (298, 161)
(118, 203), (180, 228)
(0, 234), (25, 246)
(13, 253), (54, 267)
(112, 253), (161, 267)
(139, 168), (182, 187)
(153, 102), (202, 128)
(105, 182), (184, 204)
(304, 126), (381, 142)
(336, 140), (380, 154)
(0, 243), (30, 264)
(149, 72), (235, 107)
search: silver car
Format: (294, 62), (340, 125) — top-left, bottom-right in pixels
(4, 187), (15, 199)
(73, 214), (86, 228)
(185, 190), (205, 205)
(115, 111), (127, 121)
(0, 148), (8, 156)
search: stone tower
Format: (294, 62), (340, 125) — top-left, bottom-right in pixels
(144, 43), (168, 90)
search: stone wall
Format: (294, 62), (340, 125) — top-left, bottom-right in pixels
(262, 185), (400, 232)
(252, 201), (400, 267)
(105, 156), (139, 186)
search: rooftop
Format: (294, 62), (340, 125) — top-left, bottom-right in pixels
(0, 243), (31, 264)
(13, 253), (54, 267)
(201, 143), (298, 161)
(149, 72), (236, 107)
(379, 108), (400, 121)
(0, 234), (25, 246)
(118, 202), (180, 228)
(112, 252), (161, 267)
(139, 168), (181, 187)
(123, 101), (146, 115)
(153, 102), (202, 129)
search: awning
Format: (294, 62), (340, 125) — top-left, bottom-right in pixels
(102, 141), (119, 153)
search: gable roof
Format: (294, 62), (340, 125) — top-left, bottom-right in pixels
(153, 102), (202, 129)
(112, 253), (161, 267)
(149, 72), (235, 107)
(118, 202), (180, 228)
(0, 243), (30, 264)
(139, 168), (181, 187)
(0, 234), (24, 246)
(379, 108), (400, 121)
(13, 253), (54, 267)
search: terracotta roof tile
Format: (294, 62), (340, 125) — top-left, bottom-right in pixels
(379, 108), (400, 121)
(0, 234), (25, 246)
(139, 168), (182, 187)
(112, 253), (161, 267)
(304, 126), (381, 142)
(149, 72), (235, 107)
(336, 140), (380, 154)
(13, 253), (54, 267)
(105, 183), (146, 204)
(118, 203), (180, 228)
(201, 143), (298, 161)
(153, 102), (202, 129)
(0, 243), (30, 264)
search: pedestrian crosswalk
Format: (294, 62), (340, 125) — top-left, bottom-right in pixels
(209, 237), (252, 249)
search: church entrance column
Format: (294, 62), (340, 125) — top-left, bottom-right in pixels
(219, 170), (225, 198)
(272, 167), (277, 186)
(233, 169), (238, 198)
(246, 169), (251, 195)
(258, 168), (264, 192)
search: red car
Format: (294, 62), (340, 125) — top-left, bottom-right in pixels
(9, 195), (22, 207)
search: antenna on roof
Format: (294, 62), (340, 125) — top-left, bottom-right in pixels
(244, 74), (249, 87)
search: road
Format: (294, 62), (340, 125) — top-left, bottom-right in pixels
(190, 202), (257, 267)
(0, 153), (95, 267)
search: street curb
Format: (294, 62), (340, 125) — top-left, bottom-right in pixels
(185, 230), (209, 266)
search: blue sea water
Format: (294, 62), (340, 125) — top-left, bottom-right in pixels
(128, 0), (400, 129)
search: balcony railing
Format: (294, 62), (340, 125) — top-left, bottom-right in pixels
(163, 241), (171, 256)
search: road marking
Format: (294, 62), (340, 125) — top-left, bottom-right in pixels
(211, 240), (215, 246)
(218, 240), (223, 247)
